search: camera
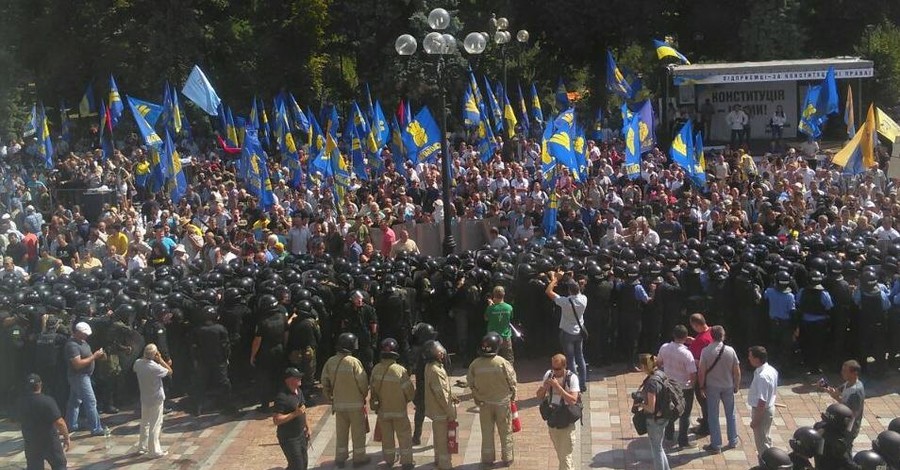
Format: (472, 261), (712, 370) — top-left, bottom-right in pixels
(817, 377), (829, 388)
(631, 391), (644, 404)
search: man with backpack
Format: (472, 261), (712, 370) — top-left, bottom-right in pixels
(657, 325), (697, 450)
(698, 325), (741, 454)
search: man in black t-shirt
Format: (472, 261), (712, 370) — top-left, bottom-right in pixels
(17, 373), (70, 470)
(273, 368), (310, 470)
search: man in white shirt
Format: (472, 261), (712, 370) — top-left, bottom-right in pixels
(873, 216), (900, 242)
(747, 346), (778, 464)
(545, 271), (589, 391)
(657, 325), (698, 449)
(133, 343), (173, 458)
(286, 213), (311, 255)
(726, 105), (748, 148)
(488, 226), (509, 249)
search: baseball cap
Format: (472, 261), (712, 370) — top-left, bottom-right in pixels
(75, 322), (93, 336)
(283, 367), (303, 380)
(26, 373), (42, 387)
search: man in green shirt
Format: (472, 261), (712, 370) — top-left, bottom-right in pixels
(485, 286), (514, 363)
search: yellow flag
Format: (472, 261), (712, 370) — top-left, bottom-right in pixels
(876, 107), (900, 144)
(833, 104), (876, 169)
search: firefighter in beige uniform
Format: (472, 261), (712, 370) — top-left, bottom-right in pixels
(370, 338), (415, 470)
(467, 332), (518, 466)
(321, 332), (371, 468)
(424, 340), (457, 470)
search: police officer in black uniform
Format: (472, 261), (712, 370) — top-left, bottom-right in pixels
(797, 270), (832, 374)
(583, 263), (614, 365)
(825, 259), (854, 367)
(336, 290), (378, 374)
(191, 305), (237, 415)
(855, 270), (890, 373)
(375, 274), (411, 363)
(251, 294), (288, 412)
(287, 300), (321, 400)
(788, 426), (822, 470)
(872, 430), (900, 470)
(814, 403), (857, 469)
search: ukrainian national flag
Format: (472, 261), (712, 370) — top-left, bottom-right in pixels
(833, 104), (877, 174)
(503, 90), (518, 139)
(653, 39), (690, 64)
(226, 106), (239, 147)
(463, 87), (480, 128)
(390, 115), (407, 162)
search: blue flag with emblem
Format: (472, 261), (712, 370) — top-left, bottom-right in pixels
(623, 100), (656, 153)
(402, 106), (442, 164)
(798, 66), (838, 139)
(691, 132), (707, 188)
(624, 111), (642, 180)
(540, 121), (559, 237)
(669, 119), (695, 171)
(108, 75), (125, 128)
(287, 93), (309, 135)
(483, 76), (504, 134)
(128, 96), (163, 128)
(475, 105), (497, 162)
(164, 130), (187, 203)
(371, 100), (390, 152)
(127, 95), (163, 148)
(351, 101), (376, 153)
(345, 120), (368, 181)
(327, 133), (350, 209)
(275, 100), (302, 188)
(548, 109), (578, 175)
(606, 51), (634, 100)
(463, 87), (480, 128)
(573, 126), (588, 183)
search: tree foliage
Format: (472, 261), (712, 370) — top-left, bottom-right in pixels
(2, 0), (900, 139)
(855, 21), (900, 107)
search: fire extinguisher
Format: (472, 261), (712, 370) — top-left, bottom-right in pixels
(447, 419), (459, 454)
(511, 401), (522, 433)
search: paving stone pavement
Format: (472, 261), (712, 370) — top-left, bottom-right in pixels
(2, 359), (899, 469)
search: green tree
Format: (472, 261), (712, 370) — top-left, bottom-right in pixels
(739, 0), (807, 61)
(855, 21), (900, 107)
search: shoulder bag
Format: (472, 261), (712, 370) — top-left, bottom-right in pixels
(567, 297), (589, 341)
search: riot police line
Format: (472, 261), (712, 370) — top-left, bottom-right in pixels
(4, 231), (900, 469)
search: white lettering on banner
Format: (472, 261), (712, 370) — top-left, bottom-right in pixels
(696, 82), (797, 142)
(680, 67), (873, 85)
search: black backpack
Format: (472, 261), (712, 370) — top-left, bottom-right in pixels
(649, 370), (685, 420)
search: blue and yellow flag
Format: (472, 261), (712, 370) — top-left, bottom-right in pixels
(328, 133), (351, 208)
(390, 115), (407, 162)
(606, 51), (634, 100)
(325, 105), (340, 137)
(593, 108), (605, 141)
(844, 84), (855, 139)
(345, 120), (368, 181)
(371, 101), (390, 152)
(530, 83), (543, 126)
(288, 93), (309, 135)
(555, 78), (570, 111)
(467, 68), (485, 116)
(23, 104), (37, 138)
(275, 100), (302, 188)
(127, 96), (163, 128)
(160, 83), (183, 136)
(547, 109), (578, 176)
(798, 66), (839, 139)
(126, 95), (162, 148)
(542, 187), (559, 238)
(624, 112), (642, 180)
(164, 130), (187, 203)
(475, 105), (497, 162)
(148, 145), (167, 193)
(351, 101), (377, 153)
(108, 75), (124, 128)
(833, 104), (877, 174)
(243, 127), (274, 209)
(256, 98), (271, 148)
(483, 76), (504, 134)
(226, 106), (239, 147)
(669, 119), (695, 171)
(309, 109), (325, 154)
(653, 39), (690, 64)
(79, 83), (96, 117)
(517, 83), (530, 133)
(37, 104), (53, 169)
(402, 106), (442, 164)
(463, 87), (481, 128)
(573, 126), (588, 183)
(503, 89), (518, 139)
(691, 132), (707, 188)
(627, 100), (656, 153)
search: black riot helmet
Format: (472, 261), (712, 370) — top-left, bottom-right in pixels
(820, 403), (854, 430)
(412, 322), (438, 344)
(873, 430), (900, 468)
(337, 332), (359, 353)
(889, 417), (900, 434)
(789, 426), (823, 458)
(758, 447), (792, 469)
(853, 450), (887, 470)
(774, 270), (792, 292)
(478, 332), (502, 357)
(379, 338), (400, 359)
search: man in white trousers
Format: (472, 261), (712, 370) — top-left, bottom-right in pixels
(133, 343), (173, 458)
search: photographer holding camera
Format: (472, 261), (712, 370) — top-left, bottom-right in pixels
(537, 353), (581, 470)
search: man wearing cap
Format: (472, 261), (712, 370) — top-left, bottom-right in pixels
(273, 368), (311, 470)
(133, 343), (173, 458)
(65, 322), (108, 436)
(17, 374), (70, 470)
